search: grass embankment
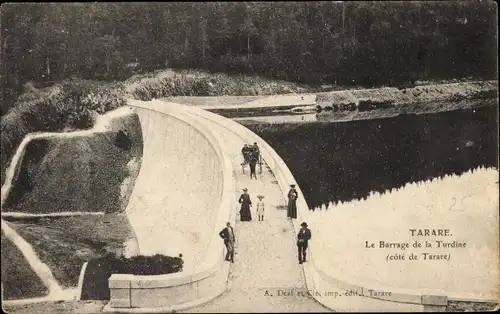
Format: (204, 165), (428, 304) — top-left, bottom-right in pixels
(0, 79), (125, 186)
(3, 214), (137, 289)
(0, 116), (142, 295)
(3, 115), (142, 214)
(1, 230), (49, 299)
(124, 68), (313, 100)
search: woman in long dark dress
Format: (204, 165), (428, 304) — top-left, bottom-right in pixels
(287, 184), (298, 219)
(239, 188), (252, 221)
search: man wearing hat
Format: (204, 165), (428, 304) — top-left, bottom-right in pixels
(252, 142), (260, 156)
(242, 144), (251, 164)
(238, 188), (252, 221)
(297, 222), (312, 264)
(287, 184), (298, 219)
(219, 222), (235, 263)
(256, 195), (265, 221)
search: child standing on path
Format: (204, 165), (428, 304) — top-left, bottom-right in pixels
(256, 195), (265, 221)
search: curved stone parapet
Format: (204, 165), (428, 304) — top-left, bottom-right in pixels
(106, 100), (496, 312)
(174, 103), (483, 311)
(106, 100), (236, 312)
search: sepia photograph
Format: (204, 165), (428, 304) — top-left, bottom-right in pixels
(0, 1), (498, 313)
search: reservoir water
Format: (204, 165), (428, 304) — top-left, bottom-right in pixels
(243, 105), (498, 209)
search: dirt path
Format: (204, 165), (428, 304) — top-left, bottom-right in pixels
(181, 113), (331, 313)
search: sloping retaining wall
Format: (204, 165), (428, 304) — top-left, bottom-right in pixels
(104, 100), (236, 312)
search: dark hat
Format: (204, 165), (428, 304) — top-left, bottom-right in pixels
(257, 195), (264, 199)
(243, 188), (248, 192)
(290, 184), (296, 187)
(301, 222), (308, 227)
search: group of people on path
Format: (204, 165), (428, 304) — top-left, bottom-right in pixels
(218, 140), (311, 264)
(238, 188), (265, 222)
(219, 180), (311, 264)
(238, 184), (298, 221)
(219, 218), (311, 264)
(241, 142), (260, 180)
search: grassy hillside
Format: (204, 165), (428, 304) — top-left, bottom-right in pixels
(1, 230), (49, 299)
(4, 214), (137, 288)
(124, 68), (314, 100)
(3, 127), (141, 214)
(0, 79), (126, 185)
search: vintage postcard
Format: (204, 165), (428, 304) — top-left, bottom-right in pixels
(1, 2), (498, 313)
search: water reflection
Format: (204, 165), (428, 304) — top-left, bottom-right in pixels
(244, 106), (498, 209)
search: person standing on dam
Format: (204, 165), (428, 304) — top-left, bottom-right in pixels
(248, 142), (260, 179)
(239, 188), (252, 221)
(297, 222), (311, 264)
(219, 222), (235, 263)
(256, 195), (265, 221)
(287, 184), (298, 219)
(241, 144), (251, 164)
(252, 142), (260, 156)
(249, 154), (258, 179)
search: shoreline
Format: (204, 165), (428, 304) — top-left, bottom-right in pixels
(160, 80), (498, 124)
(224, 100), (497, 125)
(162, 80), (497, 109)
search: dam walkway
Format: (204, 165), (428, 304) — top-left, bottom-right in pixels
(180, 110), (330, 313)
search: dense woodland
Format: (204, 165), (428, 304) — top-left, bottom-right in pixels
(1, 1), (498, 114)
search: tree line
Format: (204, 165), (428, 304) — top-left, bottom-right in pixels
(1, 1), (497, 114)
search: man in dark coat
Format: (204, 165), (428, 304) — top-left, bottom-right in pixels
(287, 184), (298, 219)
(249, 152), (258, 180)
(297, 222), (311, 264)
(238, 188), (252, 221)
(252, 142), (260, 156)
(250, 142), (261, 179)
(242, 144), (251, 164)
(219, 222), (235, 262)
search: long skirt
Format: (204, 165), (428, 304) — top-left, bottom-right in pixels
(287, 199), (297, 219)
(240, 204), (252, 221)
